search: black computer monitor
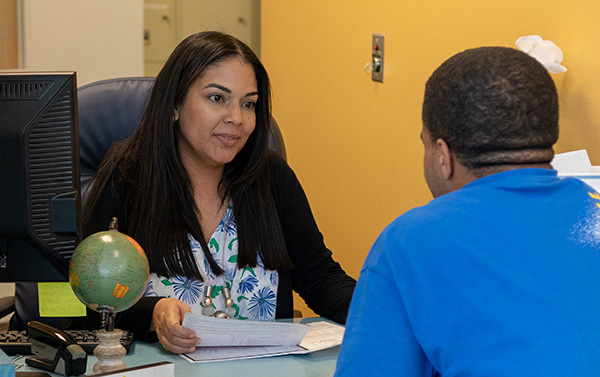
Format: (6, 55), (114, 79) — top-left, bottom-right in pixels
(0, 72), (81, 282)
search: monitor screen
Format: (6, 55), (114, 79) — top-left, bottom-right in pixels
(0, 72), (81, 282)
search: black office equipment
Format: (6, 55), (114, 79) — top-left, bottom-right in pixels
(0, 327), (134, 356)
(0, 72), (81, 282)
(24, 321), (86, 376)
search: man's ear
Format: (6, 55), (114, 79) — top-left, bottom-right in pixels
(436, 138), (454, 180)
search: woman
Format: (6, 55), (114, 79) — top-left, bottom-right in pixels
(76, 31), (356, 354)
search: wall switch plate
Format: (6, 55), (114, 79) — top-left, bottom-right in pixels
(372, 33), (385, 83)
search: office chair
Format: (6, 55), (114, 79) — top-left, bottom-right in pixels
(7, 76), (288, 330)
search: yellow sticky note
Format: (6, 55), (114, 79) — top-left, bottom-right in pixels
(38, 282), (86, 317)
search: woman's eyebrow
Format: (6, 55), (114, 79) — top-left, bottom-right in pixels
(204, 83), (258, 98)
(204, 83), (231, 93)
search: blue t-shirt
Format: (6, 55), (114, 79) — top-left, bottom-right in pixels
(336, 169), (600, 376)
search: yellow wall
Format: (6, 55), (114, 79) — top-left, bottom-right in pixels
(262, 1), (600, 315)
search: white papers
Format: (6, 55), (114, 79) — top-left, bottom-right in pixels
(181, 312), (309, 347)
(551, 149), (593, 172)
(552, 149), (600, 191)
(296, 320), (345, 351)
(180, 315), (345, 363)
(182, 344), (305, 363)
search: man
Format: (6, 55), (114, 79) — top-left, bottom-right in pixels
(335, 47), (600, 376)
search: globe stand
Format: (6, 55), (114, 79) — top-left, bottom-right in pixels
(92, 310), (127, 374)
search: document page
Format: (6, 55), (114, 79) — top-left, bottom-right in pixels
(552, 149), (600, 191)
(297, 320), (345, 352)
(551, 149), (592, 172)
(181, 312), (309, 347)
(180, 316), (345, 363)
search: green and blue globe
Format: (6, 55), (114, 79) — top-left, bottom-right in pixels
(69, 229), (149, 313)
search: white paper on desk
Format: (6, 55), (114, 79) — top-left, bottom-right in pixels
(297, 320), (345, 351)
(182, 312), (309, 347)
(552, 149), (600, 192)
(181, 320), (345, 363)
(551, 149), (592, 172)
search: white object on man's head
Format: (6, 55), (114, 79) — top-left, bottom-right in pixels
(515, 35), (567, 74)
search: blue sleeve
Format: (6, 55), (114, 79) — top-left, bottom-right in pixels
(334, 231), (435, 377)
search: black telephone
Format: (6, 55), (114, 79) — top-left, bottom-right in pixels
(24, 321), (87, 376)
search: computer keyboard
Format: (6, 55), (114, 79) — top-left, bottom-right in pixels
(0, 329), (134, 355)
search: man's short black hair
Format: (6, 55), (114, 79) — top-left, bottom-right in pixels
(422, 46), (559, 175)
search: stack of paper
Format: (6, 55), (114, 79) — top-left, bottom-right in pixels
(551, 149), (600, 191)
(180, 313), (345, 363)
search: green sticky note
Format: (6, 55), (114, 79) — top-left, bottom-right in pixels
(38, 282), (86, 317)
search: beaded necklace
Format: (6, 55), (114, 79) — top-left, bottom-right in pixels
(200, 223), (234, 318)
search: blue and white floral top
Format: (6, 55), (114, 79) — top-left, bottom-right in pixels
(144, 204), (279, 320)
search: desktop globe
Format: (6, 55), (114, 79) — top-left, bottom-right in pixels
(68, 217), (149, 373)
(69, 218), (149, 314)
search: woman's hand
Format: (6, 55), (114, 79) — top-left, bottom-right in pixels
(152, 297), (200, 354)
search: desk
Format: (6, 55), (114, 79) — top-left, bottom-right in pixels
(16, 342), (340, 377)
(15, 319), (341, 377)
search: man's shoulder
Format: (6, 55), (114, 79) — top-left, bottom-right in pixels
(388, 191), (468, 225)
(376, 199), (451, 244)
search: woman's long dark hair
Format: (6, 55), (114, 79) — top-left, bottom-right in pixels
(84, 31), (292, 279)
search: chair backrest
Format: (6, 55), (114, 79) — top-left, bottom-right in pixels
(78, 77), (155, 198)
(8, 77), (287, 330)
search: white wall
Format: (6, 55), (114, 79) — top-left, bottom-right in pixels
(19, 0), (144, 86)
